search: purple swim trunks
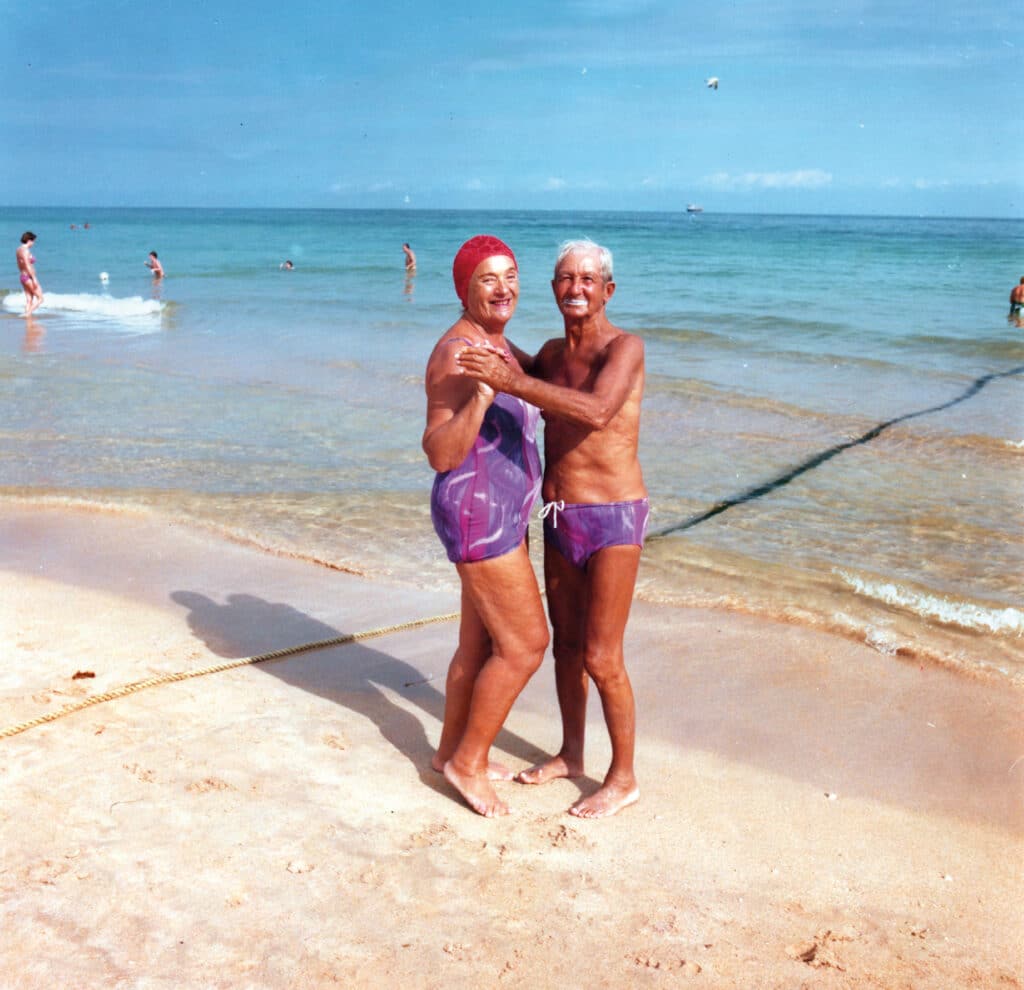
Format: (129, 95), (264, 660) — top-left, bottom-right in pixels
(431, 391), (542, 564)
(541, 498), (650, 570)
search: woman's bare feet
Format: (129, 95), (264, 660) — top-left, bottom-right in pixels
(514, 754), (584, 785)
(443, 760), (510, 817)
(568, 781), (639, 819)
(431, 753), (513, 780)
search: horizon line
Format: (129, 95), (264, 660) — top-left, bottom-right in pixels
(1, 205), (1020, 223)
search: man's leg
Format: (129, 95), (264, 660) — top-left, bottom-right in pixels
(516, 541), (588, 785)
(569, 544), (641, 819)
(444, 541), (549, 817)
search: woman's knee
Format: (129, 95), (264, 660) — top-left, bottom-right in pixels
(524, 622), (551, 668)
(503, 620), (549, 676)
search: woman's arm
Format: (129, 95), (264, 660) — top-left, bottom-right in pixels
(422, 344), (494, 472)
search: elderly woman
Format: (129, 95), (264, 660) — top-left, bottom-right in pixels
(16, 231), (43, 317)
(422, 235), (549, 817)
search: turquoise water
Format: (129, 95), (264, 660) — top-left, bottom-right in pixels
(1, 208), (1022, 680)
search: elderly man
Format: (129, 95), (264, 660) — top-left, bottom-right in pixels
(457, 239), (647, 818)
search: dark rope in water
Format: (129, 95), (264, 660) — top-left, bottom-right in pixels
(649, 364), (1024, 540)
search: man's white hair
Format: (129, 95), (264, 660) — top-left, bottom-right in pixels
(555, 239), (613, 281)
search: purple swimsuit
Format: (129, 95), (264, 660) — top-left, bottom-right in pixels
(541, 498), (650, 570)
(431, 386), (542, 565)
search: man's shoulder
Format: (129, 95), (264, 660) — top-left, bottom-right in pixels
(605, 327), (644, 359)
(535, 336), (566, 359)
(608, 325), (642, 345)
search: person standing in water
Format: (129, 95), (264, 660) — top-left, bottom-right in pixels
(1009, 277), (1024, 317)
(16, 232), (43, 317)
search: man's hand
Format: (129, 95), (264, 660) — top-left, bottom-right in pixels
(457, 344), (519, 393)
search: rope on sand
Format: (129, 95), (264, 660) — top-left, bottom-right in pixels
(0, 611), (459, 742)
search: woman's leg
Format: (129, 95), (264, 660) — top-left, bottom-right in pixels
(443, 541), (549, 816)
(431, 583), (511, 779)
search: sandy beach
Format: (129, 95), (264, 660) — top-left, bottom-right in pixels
(1, 504), (1021, 989)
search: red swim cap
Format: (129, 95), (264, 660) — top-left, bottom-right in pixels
(452, 235), (517, 307)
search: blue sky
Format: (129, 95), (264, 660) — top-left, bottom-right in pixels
(3, 0), (1020, 216)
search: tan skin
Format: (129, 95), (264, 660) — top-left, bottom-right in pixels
(422, 255), (549, 817)
(457, 247), (646, 818)
(16, 238), (42, 317)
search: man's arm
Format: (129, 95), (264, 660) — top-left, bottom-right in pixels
(457, 336), (643, 430)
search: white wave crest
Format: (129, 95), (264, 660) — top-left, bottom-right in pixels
(835, 570), (1024, 634)
(3, 292), (164, 318)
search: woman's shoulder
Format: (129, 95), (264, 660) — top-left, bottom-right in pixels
(426, 321), (471, 380)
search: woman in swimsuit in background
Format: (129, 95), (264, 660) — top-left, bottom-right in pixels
(422, 235), (549, 817)
(16, 231), (43, 317)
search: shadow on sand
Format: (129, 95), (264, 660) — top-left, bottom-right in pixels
(169, 591), (551, 795)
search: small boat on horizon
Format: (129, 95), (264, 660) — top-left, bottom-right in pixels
(686, 204), (704, 213)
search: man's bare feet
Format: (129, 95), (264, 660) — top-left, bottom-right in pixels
(443, 760), (510, 817)
(568, 781), (639, 819)
(515, 754), (584, 785)
(431, 754), (513, 780)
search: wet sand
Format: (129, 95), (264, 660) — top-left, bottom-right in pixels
(1, 505), (1021, 989)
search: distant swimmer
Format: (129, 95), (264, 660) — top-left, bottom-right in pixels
(280, 260), (294, 270)
(146, 251), (164, 279)
(403, 242), (417, 272)
(1009, 277), (1024, 316)
(16, 231), (43, 317)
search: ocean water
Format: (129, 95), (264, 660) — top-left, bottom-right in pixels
(1, 207), (1022, 682)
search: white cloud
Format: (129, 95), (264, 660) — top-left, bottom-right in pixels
(912, 178), (952, 190)
(544, 177), (568, 191)
(704, 169), (833, 191)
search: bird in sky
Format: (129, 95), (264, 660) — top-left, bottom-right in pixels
(705, 77), (719, 89)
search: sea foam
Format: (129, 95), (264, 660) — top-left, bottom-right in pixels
(835, 570), (1024, 634)
(3, 292), (164, 319)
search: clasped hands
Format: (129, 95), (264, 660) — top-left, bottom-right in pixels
(456, 342), (520, 393)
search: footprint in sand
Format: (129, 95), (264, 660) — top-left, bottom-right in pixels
(631, 953), (702, 975)
(547, 823), (592, 850)
(185, 777), (233, 793)
(405, 821), (453, 850)
(123, 763), (156, 783)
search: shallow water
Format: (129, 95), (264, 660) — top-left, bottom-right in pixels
(1, 207), (1022, 680)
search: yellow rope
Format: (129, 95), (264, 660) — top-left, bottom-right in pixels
(0, 611), (459, 741)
